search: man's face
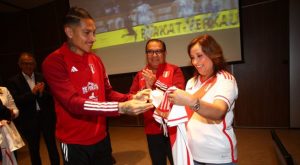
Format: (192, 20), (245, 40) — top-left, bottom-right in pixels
(19, 55), (36, 76)
(146, 41), (166, 70)
(65, 18), (96, 55)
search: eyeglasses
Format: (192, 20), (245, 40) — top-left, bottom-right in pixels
(146, 49), (165, 56)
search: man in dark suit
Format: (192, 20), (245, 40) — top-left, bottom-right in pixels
(7, 52), (60, 165)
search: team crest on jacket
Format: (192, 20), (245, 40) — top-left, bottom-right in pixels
(82, 82), (99, 94)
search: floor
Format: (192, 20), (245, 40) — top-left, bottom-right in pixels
(13, 127), (300, 165)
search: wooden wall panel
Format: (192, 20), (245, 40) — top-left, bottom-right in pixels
(0, 0), (69, 82)
(29, 0), (69, 70)
(290, 0), (300, 128)
(234, 0), (289, 127)
(0, 13), (32, 82)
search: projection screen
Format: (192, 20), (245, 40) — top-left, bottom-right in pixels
(70, 0), (241, 75)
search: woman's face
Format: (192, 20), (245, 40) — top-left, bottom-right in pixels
(189, 43), (214, 79)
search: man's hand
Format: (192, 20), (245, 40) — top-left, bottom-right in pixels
(119, 99), (154, 115)
(32, 82), (45, 96)
(32, 85), (40, 95)
(132, 89), (151, 102)
(38, 82), (45, 92)
(142, 69), (156, 88)
(37, 82), (45, 95)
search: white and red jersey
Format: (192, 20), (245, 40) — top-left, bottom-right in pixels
(129, 63), (185, 135)
(0, 87), (19, 118)
(151, 88), (193, 165)
(186, 71), (238, 163)
(42, 43), (131, 145)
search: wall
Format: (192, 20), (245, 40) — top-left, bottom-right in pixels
(233, 0), (290, 127)
(0, 0), (295, 128)
(290, 0), (300, 128)
(0, 0), (69, 83)
(0, 12), (31, 81)
(28, 0), (68, 66)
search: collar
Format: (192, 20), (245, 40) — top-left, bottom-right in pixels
(22, 72), (34, 80)
(61, 42), (88, 62)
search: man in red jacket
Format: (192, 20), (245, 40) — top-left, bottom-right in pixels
(129, 39), (186, 165)
(42, 7), (153, 165)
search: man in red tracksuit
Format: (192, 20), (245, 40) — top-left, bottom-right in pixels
(129, 39), (185, 165)
(42, 7), (153, 165)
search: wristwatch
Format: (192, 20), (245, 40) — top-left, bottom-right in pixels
(191, 99), (200, 112)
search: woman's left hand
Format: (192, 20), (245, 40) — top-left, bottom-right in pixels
(168, 89), (194, 106)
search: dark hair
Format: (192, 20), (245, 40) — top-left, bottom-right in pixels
(18, 52), (36, 65)
(145, 39), (167, 52)
(187, 34), (227, 74)
(64, 7), (93, 26)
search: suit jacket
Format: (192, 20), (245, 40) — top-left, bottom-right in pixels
(7, 72), (55, 131)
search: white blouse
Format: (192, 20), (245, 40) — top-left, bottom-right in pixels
(0, 86), (19, 119)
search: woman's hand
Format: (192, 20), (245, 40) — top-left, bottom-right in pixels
(0, 120), (8, 126)
(168, 89), (196, 107)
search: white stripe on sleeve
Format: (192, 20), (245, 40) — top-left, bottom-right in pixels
(84, 101), (119, 112)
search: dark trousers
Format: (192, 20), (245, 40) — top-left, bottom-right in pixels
(60, 135), (112, 165)
(147, 134), (174, 165)
(18, 111), (60, 165)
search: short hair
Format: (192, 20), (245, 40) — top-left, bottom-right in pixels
(64, 7), (93, 26)
(145, 39), (167, 52)
(18, 52), (36, 65)
(187, 34), (227, 74)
